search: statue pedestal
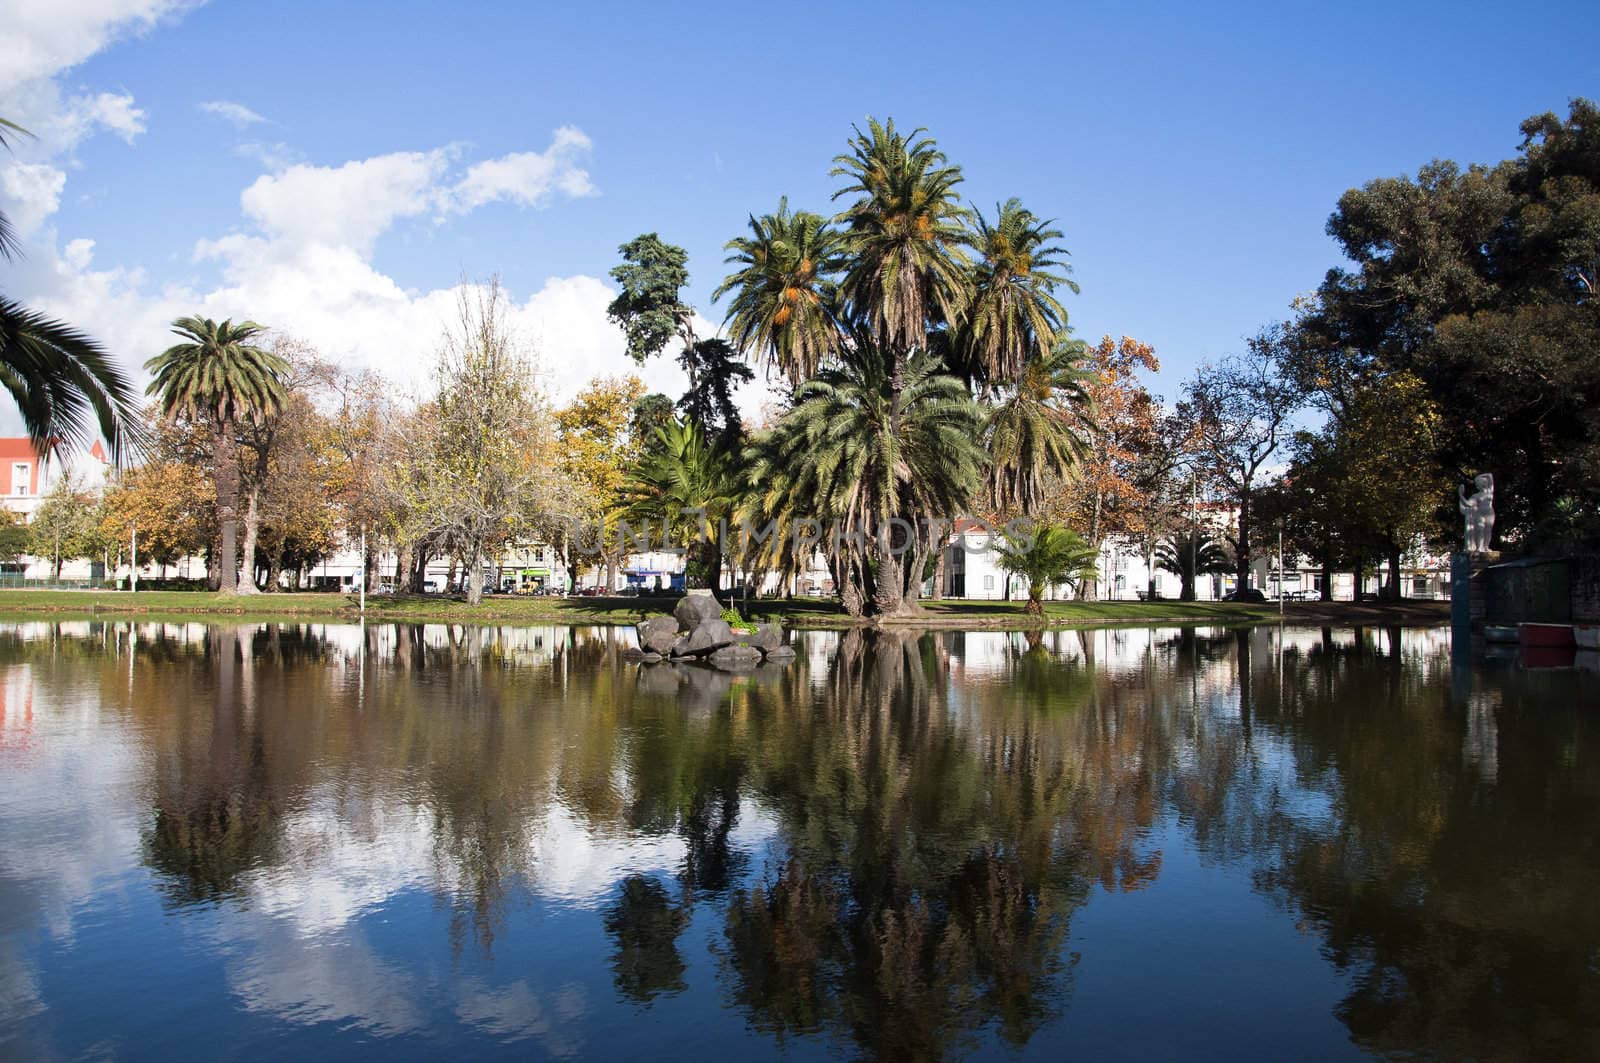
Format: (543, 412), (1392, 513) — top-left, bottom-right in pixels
(1451, 553), (1476, 654)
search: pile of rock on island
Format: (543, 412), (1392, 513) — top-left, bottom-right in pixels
(624, 590), (796, 669)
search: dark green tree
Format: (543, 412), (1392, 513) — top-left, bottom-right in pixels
(677, 338), (752, 447)
(1155, 530), (1232, 601)
(607, 233), (694, 368)
(1293, 98), (1600, 542)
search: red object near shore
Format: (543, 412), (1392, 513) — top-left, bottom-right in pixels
(1520, 646), (1577, 670)
(1518, 623), (1577, 648)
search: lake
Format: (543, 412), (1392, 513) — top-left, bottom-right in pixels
(0, 621), (1595, 1060)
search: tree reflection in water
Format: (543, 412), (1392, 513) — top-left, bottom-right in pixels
(0, 619), (1595, 1060)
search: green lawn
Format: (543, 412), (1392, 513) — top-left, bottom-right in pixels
(0, 589), (1446, 630)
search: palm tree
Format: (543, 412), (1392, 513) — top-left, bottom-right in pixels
(714, 198), (845, 385)
(831, 119), (972, 375)
(1155, 530), (1232, 601)
(758, 342), (985, 616)
(993, 524), (1100, 616)
(985, 340), (1096, 515)
(618, 417), (736, 591)
(0, 117), (142, 462)
(960, 198), (1077, 390)
(146, 317), (288, 594)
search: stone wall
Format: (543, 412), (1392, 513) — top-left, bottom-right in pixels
(1573, 555), (1600, 624)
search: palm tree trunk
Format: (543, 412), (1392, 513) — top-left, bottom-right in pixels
(899, 526), (929, 612)
(214, 422), (240, 595)
(237, 484), (261, 594)
(870, 344), (910, 618)
(872, 528), (904, 617)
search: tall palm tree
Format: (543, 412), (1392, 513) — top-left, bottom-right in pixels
(760, 342), (985, 616)
(1156, 530), (1232, 601)
(993, 524), (1100, 616)
(961, 198), (1077, 389)
(831, 119), (973, 374)
(714, 198), (845, 385)
(0, 117), (142, 462)
(985, 340), (1096, 515)
(617, 416), (736, 591)
(146, 317), (288, 594)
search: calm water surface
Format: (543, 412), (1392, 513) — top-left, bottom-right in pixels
(0, 621), (1595, 1060)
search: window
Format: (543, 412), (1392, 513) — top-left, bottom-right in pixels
(983, 574), (995, 591)
(11, 463), (28, 497)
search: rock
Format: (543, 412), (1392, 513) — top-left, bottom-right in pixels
(621, 646), (646, 660)
(709, 644), (762, 669)
(638, 615), (679, 655)
(747, 623), (784, 652)
(762, 644), (797, 661)
(674, 590), (723, 631)
(639, 652), (663, 663)
(670, 635), (691, 658)
(683, 618), (735, 656)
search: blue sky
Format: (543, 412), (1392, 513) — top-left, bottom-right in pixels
(2, 0), (1596, 416)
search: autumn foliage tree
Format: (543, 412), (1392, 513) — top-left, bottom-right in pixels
(1049, 335), (1161, 598)
(555, 375), (648, 590)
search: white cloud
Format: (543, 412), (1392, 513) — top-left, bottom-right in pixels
(11, 121), (775, 430)
(450, 125), (596, 211)
(0, 0), (182, 278)
(0, 0), (196, 96)
(198, 99), (265, 127)
(0, 162), (66, 239)
(238, 149), (450, 255)
(2, 82), (147, 154)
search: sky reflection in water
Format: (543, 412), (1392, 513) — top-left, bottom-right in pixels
(0, 621), (1595, 1060)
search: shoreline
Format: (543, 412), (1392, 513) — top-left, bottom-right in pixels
(0, 590), (1451, 631)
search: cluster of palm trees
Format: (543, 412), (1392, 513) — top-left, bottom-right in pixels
(653, 118), (1099, 617)
(4, 113), (1105, 609)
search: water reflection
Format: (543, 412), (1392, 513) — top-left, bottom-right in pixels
(0, 620), (1594, 1060)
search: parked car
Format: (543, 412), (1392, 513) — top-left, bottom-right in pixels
(1223, 588), (1267, 603)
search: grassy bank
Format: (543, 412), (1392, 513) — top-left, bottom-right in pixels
(0, 589), (1450, 630)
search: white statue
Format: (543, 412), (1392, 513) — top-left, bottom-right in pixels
(1458, 473), (1494, 554)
